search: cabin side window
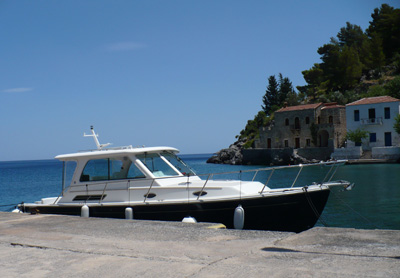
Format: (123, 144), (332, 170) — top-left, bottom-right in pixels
(81, 159), (109, 181)
(80, 157), (145, 181)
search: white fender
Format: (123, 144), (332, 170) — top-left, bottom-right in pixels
(125, 207), (134, 219)
(234, 205), (245, 230)
(182, 216), (197, 223)
(81, 205), (89, 217)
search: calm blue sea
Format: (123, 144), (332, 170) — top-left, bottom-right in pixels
(1, 154), (399, 230)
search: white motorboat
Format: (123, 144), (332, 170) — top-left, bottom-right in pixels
(17, 127), (352, 232)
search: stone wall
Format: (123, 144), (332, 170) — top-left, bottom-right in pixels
(331, 147), (362, 159)
(372, 146), (400, 159)
(296, 146), (333, 161)
(242, 147), (334, 165)
(242, 148), (294, 165)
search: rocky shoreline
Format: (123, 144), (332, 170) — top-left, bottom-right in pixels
(207, 141), (318, 166)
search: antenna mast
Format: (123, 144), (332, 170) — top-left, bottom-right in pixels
(84, 126), (111, 150)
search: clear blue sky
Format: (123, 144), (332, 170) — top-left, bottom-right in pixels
(1, 0), (399, 161)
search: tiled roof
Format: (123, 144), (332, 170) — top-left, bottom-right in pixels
(321, 103), (345, 109)
(276, 103), (323, 112)
(346, 96), (400, 106)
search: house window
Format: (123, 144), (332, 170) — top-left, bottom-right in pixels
(329, 116), (333, 124)
(370, 133), (376, 143)
(317, 116), (321, 124)
(354, 110), (360, 121)
(284, 140), (289, 148)
(294, 117), (300, 129)
(369, 108), (376, 123)
(285, 118), (289, 126)
(306, 139), (311, 147)
(384, 107), (390, 119)
(305, 117), (310, 124)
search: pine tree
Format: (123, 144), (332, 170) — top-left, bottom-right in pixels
(279, 73), (296, 105)
(338, 45), (363, 90)
(369, 32), (386, 70)
(261, 75), (279, 116)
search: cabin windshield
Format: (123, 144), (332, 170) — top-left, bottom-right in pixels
(136, 153), (180, 177)
(161, 152), (196, 176)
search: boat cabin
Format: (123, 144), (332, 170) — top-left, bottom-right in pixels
(56, 146), (199, 189)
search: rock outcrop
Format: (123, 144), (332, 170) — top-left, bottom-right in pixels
(208, 144), (320, 166)
(206, 140), (244, 165)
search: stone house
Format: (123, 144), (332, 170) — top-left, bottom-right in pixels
(255, 103), (346, 152)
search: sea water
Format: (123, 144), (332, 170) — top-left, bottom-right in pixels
(1, 154), (399, 230)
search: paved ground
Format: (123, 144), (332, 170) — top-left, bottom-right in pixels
(0, 212), (399, 277)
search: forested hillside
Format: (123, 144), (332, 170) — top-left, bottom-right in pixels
(238, 4), (400, 149)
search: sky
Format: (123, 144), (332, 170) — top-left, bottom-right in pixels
(1, 0), (399, 161)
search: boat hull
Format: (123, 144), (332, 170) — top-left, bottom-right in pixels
(20, 188), (330, 233)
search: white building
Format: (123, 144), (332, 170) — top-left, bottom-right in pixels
(346, 96), (400, 148)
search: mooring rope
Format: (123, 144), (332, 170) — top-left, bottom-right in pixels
(0, 204), (17, 207)
(0, 203), (18, 212)
(303, 187), (328, 227)
(330, 189), (378, 229)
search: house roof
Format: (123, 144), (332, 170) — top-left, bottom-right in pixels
(346, 96), (400, 106)
(276, 103), (323, 112)
(321, 102), (345, 110)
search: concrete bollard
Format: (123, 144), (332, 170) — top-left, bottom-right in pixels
(81, 205), (89, 217)
(125, 207), (133, 219)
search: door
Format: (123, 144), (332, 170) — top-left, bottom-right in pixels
(295, 138), (300, 149)
(385, 132), (392, 146)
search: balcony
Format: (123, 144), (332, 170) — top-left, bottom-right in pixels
(290, 124), (301, 131)
(361, 117), (383, 125)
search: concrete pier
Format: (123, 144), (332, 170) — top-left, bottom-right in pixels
(0, 212), (399, 277)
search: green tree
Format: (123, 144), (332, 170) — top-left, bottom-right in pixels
(317, 40), (342, 90)
(366, 4), (400, 62)
(369, 32), (386, 70)
(237, 110), (269, 148)
(299, 4), (400, 99)
(346, 128), (369, 146)
(337, 22), (370, 69)
(297, 63), (324, 101)
(278, 73), (298, 105)
(394, 114), (400, 136)
(384, 76), (400, 99)
(338, 45), (363, 90)
(262, 75), (279, 116)
(364, 85), (386, 97)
